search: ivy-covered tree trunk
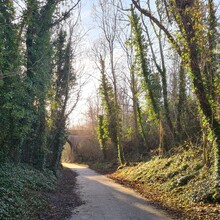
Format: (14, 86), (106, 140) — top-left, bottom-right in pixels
(137, 103), (148, 148)
(0, 0), (21, 163)
(98, 55), (125, 164)
(174, 0), (220, 185)
(176, 62), (187, 142)
(130, 5), (167, 155)
(97, 115), (108, 160)
(48, 29), (75, 173)
(130, 66), (141, 154)
(50, 119), (67, 173)
(23, 0), (56, 169)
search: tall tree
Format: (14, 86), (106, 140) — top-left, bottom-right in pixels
(130, 5), (167, 155)
(94, 0), (125, 164)
(132, 0), (220, 190)
(23, 0), (56, 169)
(97, 54), (125, 164)
(117, 20), (144, 154)
(0, 0), (22, 163)
(48, 28), (76, 172)
(141, 1), (174, 140)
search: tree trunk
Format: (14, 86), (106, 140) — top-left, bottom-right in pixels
(175, 0), (220, 181)
(177, 62), (186, 142)
(130, 66), (141, 154)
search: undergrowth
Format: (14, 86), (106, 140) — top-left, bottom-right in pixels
(99, 146), (220, 219)
(0, 163), (56, 220)
(115, 146), (218, 203)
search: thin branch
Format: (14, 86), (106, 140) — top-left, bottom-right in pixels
(51, 0), (81, 27)
(131, 0), (182, 56)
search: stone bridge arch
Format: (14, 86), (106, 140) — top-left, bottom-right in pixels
(65, 130), (91, 162)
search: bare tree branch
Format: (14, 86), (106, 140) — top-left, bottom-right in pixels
(51, 0), (81, 27)
(131, 0), (182, 56)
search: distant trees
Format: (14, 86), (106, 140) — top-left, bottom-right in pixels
(94, 0), (125, 164)
(0, 0), (81, 172)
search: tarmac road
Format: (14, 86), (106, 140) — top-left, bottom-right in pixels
(65, 163), (173, 220)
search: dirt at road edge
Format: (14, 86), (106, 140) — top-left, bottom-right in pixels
(40, 168), (84, 220)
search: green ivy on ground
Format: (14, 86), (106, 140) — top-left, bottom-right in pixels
(89, 145), (220, 219)
(0, 163), (56, 220)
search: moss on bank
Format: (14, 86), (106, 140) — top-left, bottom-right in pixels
(90, 146), (220, 219)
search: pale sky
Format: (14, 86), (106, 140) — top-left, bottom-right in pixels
(68, 0), (100, 127)
(68, 0), (133, 127)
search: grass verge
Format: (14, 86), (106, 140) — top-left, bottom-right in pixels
(89, 147), (220, 220)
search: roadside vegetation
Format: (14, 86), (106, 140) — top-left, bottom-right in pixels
(0, 163), (56, 219)
(0, 1), (81, 219)
(112, 149), (220, 220)
(0, 164), (82, 220)
(88, 146), (220, 219)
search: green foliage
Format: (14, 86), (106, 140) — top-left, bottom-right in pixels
(22, 0), (57, 169)
(47, 29), (74, 172)
(176, 174), (196, 186)
(0, 0), (24, 163)
(114, 145), (220, 203)
(97, 115), (108, 159)
(98, 56), (125, 164)
(0, 163), (56, 219)
(129, 6), (161, 120)
(0, 0), (18, 72)
(0, 1), (75, 172)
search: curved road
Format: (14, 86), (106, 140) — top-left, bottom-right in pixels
(64, 163), (172, 220)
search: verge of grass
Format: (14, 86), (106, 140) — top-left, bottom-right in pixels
(0, 163), (56, 220)
(90, 147), (220, 220)
(88, 161), (118, 174)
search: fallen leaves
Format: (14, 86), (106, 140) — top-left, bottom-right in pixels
(40, 168), (84, 220)
(107, 169), (220, 220)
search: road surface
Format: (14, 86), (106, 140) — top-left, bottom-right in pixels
(64, 163), (172, 220)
